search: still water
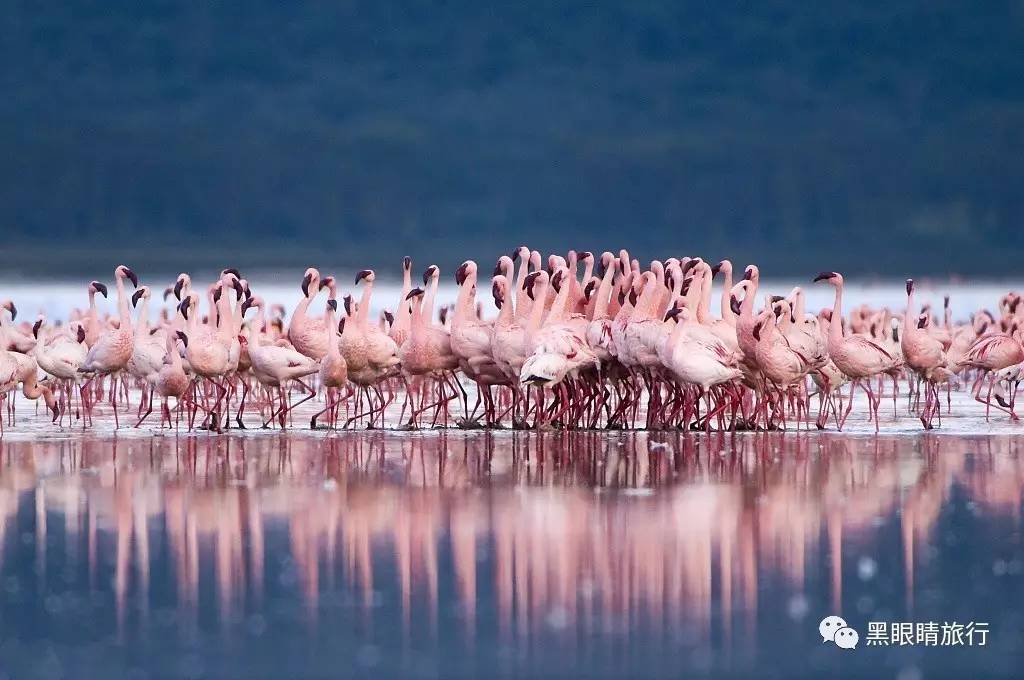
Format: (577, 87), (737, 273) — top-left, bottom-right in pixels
(0, 431), (1020, 679)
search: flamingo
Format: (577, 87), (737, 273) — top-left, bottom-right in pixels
(310, 297), (350, 429)
(238, 296), (319, 428)
(901, 279), (950, 428)
(80, 265), (139, 427)
(814, 271), (903, 431)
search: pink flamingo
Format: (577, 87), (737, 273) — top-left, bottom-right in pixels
(814, 271), (903, 431)
(80, 265), (139, 428)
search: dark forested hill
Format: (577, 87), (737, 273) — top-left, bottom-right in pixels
(1, 1), (1022, 275)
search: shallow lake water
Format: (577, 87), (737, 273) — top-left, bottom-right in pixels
(0, 426), (1021, 679)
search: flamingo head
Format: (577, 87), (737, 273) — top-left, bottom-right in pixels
(355, 269), (374, 285)
(89, 281), (108, 298)
(583, 279), (598, 302)
(240, 295), (262, 316)
(455, 261), (476, 286)
(0, 300), (15, 321)
(326, 298), (338, 312)
(237, 334), (247, 347)
(906, 279), (914, 296)
(382, 309), (393, 325)
(31, 317), (43, 338)
(76, 325), (86, 344)
(131, 286), (151, 307)
(524, 271), (546, 300)
(491, 276), (506, 308)
(812, 271), (841, 286)
(301, 268), (321, 297)
(406, 288), (425, 303)
(403, 255), (412, 271)
(173, 273), (190, 300)
(338, 317), (346, 335)
(116, 265), (139, 287)
(175, 330), (188, 347)
(744, 264), (760, 282)
(421, 265), (438, 284)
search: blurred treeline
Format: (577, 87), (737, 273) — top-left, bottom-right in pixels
(1, 1), (1023, 277)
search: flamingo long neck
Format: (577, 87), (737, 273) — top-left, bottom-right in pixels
(324, 305), (341, 359)
(454, 274), (478, 326)
(548, 274), (573, 323)
(423, 275), (439, 324)
(357, 279), (374, 325)
(697, 268), (713, 324)
(115, 276), (132, 333)
(165, 334), (183, 369)
(592, 262), (617, 321)
(575, 258), (594, 314)
(904, 287), (917, 338)
(513, 257), (531, 322)
(87, 290), (98, 329)
(720, 266), (735, 324)
(526, 280), (549, 337)
(830, 283), (845, 345)
(399, 266), (412, 314)
(254, 304), (268, 347)
(495, 287), (513, 327)
(137, 297), (150, 335)
(409, 295), (424, 339)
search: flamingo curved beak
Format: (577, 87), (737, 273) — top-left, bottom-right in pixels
(752, 321), (762, 341)
(32, 319), (42, 338)
(173, 279), (184, 300)
(177, 299), (190, 320)
(730, 295), (741, 316)
(812, 272), (836, 283)
(123, 267), (139, 287)
(406, 288), (424, 300)
(93, 282), (108, 298)
(77, 326), (86, 344)
(327, 298), (338, 312)
(355, 269), (373, 285)
(175, 330), (188, 347)
(2, 301), (16, 320)
(131, 289), (145, 307)
(338, 317), (346, 334)
(455, 262), (469, 286)
(906, 279), (914, 296)
(301, 273), (312, 297)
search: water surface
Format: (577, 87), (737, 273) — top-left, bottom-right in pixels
(0, 431), (1021, 678)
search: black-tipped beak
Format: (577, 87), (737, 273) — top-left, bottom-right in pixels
(338, 317), (346, 334)
(383, 310), (393, 325)
(681, 259), (699, 276)
(730, 295), (741, 316)
(918, 316), (928, 329)
(752, 322), (762, 341)
(32, 319), (42, 338)
(319, 276), (334, 291)
(711, 263), (722, 276)
(812, 272), (835, 283)
(124, 268), (139, 287)
(175, 331), (188, 347)
(744, 268), (753, 281)
(944, 295), (950, 309)
(213, 287), (222, 304)
(770, 295), (785, 304)
(355, 269), (372, 285)
(162, 286), (174, 301)
(93, 282), (108, 298)
(343, 295), (353, 316)
(422, 266), (436, 284)
(455, 262), (469, 286)
(232, 278), (244, 300)
(511, 247), (522, 261)
(551, 271), (563, 293)
(177, 299), (190, 320)
(403, 256), (411, 270)
(906, 279), (914, 296)
(406, 288), (424, 300)
(173, 279), (184, 300)
(628, 289), (638, 307)
(3, 301), (16, 321)
(77, 326), (86, 344)
(583, 280), (597, 301)
(301, 273), (312, 297)
(580, 251), (593, 261)
(240, 297), (254, 315)
(132, 289), (145, 307)
(223, 267), (241, 279)
(664, 306), (682, 322)
(492, 261), (504, 277)
(327, 298), (338, 312)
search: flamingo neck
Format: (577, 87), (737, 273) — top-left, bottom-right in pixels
(115, 276), (132, 332)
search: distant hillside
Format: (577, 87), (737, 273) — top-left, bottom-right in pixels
(1, 1), (1022, 275)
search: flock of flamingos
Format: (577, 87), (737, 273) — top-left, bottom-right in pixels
(1, 248), (1022, 434)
